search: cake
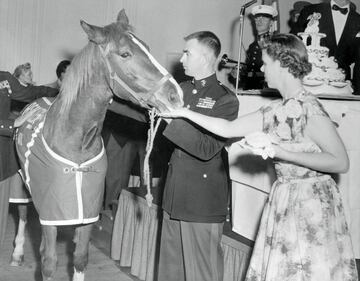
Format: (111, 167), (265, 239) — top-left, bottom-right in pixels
(298, 13), (353, 95)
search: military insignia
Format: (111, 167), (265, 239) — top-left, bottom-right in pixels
(200, 79), (206, 87)
(0, 80), (12, 94)
(196, 97), (216, 109)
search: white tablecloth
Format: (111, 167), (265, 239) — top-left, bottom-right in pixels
(111, 189), (252, 281)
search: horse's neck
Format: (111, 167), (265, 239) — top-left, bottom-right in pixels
(43, 85), (111, 164)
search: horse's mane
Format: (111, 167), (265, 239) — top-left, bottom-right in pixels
(58, 21), (133, 115)
(58, 44), (99, 115)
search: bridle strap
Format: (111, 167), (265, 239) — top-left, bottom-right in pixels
(99, 45), (172, 109)
(147, 73), (172, 97)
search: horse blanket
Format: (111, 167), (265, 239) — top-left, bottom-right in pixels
(16, 97), (107, 226)
(9, 172), (32, 203)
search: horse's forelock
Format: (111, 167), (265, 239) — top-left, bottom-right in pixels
(106, 21), (133, 41)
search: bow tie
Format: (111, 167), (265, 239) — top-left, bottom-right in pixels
(332, 4), (348, 15)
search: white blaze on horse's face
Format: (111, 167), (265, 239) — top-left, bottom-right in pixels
(129, 34), (184, 111)
(104, 33), (184, 113)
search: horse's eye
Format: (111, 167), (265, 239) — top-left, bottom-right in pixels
(120, 52), (131, 58)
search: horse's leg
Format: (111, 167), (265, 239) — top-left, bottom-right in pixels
(10, 204), (28, 266)
(73, 223), (93, 281)
(40, 225), (58, 281)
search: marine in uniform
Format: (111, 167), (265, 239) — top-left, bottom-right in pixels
(243, 5), (278, 90)
(0, 70), (58, 248)
(158, 31), (239, 281)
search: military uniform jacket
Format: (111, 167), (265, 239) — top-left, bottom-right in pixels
(162, 74), (239, 223)
(245, 40), (266, 90)
(0, 71), (58, 181)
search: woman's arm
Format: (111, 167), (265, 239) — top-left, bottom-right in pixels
(274, 115), (349, 173)
(161, 108), (263, 138)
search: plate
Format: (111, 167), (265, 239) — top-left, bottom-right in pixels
(329, 81), (348, 88)
(303, 79), (323, 86)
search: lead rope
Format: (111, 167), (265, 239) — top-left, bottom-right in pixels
(144, 108), (161, 207)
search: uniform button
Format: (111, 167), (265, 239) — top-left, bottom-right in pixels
(186, 105), (190, 109)
(9, 126), (13, 129)
(0, 125), (3, 128)
(203, 174), (207, 178)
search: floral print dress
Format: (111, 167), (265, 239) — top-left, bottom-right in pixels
(245, 91), (358, 281)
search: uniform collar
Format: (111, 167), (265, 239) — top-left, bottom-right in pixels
(257, 31), (271, 45)
(192, 73), (217, 90)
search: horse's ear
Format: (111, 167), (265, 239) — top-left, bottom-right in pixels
(117, 9), (129, 25)
(80, 20), (107, 44)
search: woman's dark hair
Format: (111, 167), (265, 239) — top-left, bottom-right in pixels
(262, 33), (312, 79)
(56, 60), (71, 79)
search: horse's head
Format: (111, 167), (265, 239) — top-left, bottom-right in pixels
(80, 9), (183, 112)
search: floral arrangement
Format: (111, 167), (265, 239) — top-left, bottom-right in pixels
(273, 98), (304, 141)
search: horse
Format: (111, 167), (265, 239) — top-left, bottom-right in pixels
(13, 9), (183, 281)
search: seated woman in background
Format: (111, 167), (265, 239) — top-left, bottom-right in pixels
(161, 33), (358, 280)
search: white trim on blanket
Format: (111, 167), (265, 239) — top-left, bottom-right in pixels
(9, 198), (32, 203)
(40, 215), (99, 226)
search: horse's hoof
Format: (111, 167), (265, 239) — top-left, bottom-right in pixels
(10, 255), (24, 266)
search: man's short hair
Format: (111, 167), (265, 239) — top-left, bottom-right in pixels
(56, 60), (71, 79)
(184, 31), (221, 58)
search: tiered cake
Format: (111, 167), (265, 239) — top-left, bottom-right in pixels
(298, 13), (353, 95)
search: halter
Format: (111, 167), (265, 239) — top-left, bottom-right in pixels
(98, 43), (172, 110)
(99, 40), (175, 207)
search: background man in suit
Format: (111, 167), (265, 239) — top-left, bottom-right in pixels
(291, 0), (360, 94)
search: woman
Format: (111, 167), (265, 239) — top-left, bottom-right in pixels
(13, 62), (34, 87)
(161, 33), (358, 280)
